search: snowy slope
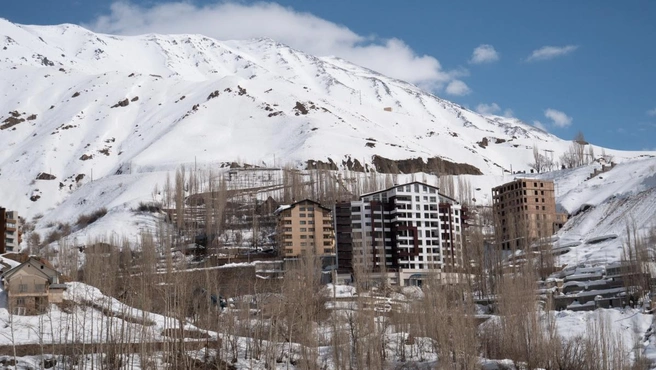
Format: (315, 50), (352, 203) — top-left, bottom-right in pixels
(0, 282), (214, 346)
(1, 19), (655, 259)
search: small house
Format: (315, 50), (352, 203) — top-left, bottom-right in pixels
(1, 257), (67, 315)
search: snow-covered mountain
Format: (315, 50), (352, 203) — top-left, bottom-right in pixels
(1, 19), (655, 259)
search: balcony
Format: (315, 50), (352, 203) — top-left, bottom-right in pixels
(11, 285), (48, 297)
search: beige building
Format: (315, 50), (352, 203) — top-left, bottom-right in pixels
(275, 199), (335, 258)
(492, 178), (567, 250)
(1, 257), (67, 315)
(1, 207), (21, 253)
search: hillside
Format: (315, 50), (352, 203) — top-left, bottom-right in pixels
(1, 19), (655, 263)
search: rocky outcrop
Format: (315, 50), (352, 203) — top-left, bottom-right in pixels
(305, 159), (338, 171)
(36, 172), (56, 180)
(111, 98), (130, 108)
(372, 155), (482, 175)
(342, 157), (365, 172)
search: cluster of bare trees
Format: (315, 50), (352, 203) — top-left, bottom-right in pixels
(559, 132), (596, 170)
(531, 131), (601, 173)
(479, 263), (648, 370)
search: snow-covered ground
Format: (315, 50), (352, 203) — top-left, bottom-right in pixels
(544, 158), (656, 266)
(0, 281), (213, 346)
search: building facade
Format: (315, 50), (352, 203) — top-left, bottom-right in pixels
(1, 208), (21, 253)
(275, 199), (335, 258)
(1, 257), (67, 315)
(492, 178), (566, 250)
(336, 182), (464, 287)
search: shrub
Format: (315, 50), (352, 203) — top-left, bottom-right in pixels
(135, 201), (162, 213)
(75, 207), (108, 228)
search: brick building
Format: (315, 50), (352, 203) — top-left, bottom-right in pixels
(492, 178), (567, 250)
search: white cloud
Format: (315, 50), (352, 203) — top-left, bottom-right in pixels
(470, 44), (499, 64)
(533, 120), (548, 131)
(476, 103), (501, 115)
(475, 103), (515, 118)
(86, 1), (466, 91)
(526, 45), (578, 62)
(647, 108), (656, 116)
(503, 109), (514, 118)
(544, 108), (572, 128)
(445, 80), (471, 96)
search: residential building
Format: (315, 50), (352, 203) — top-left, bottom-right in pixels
(1, 257), (67, 315)
(274, 199), (335, 258)
(1, 207), (21, 253)
(336, 182), (464, 287)
(492, 178), (567, 250)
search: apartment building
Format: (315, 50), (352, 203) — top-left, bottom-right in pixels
(1, 207), (21, 253)
(492, 178), (566, 250)
(336, 182), (464, 287)
(274, 199), (335, 258)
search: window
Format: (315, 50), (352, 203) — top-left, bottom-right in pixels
(16, 298), (25, 306)
(299, 207), (306, 211)
(300, 235), (307, 239)
(301, 242), (307, 246)
(300, 220), (306, 225)
(300, 228), (307, 232)
(324, 248), (333, 254)
(307, 206), (314, 211)
(299, 213), (306, 217)
(19, 284), (28, 293)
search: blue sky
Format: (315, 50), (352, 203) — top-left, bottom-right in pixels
(2, 0), (655, 150)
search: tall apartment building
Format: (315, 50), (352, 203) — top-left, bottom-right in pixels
(335, 182), (464, 287)
(1, 207), (21, 253)
(275, 199), (335, 258)
(492, 178), (565, 250)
